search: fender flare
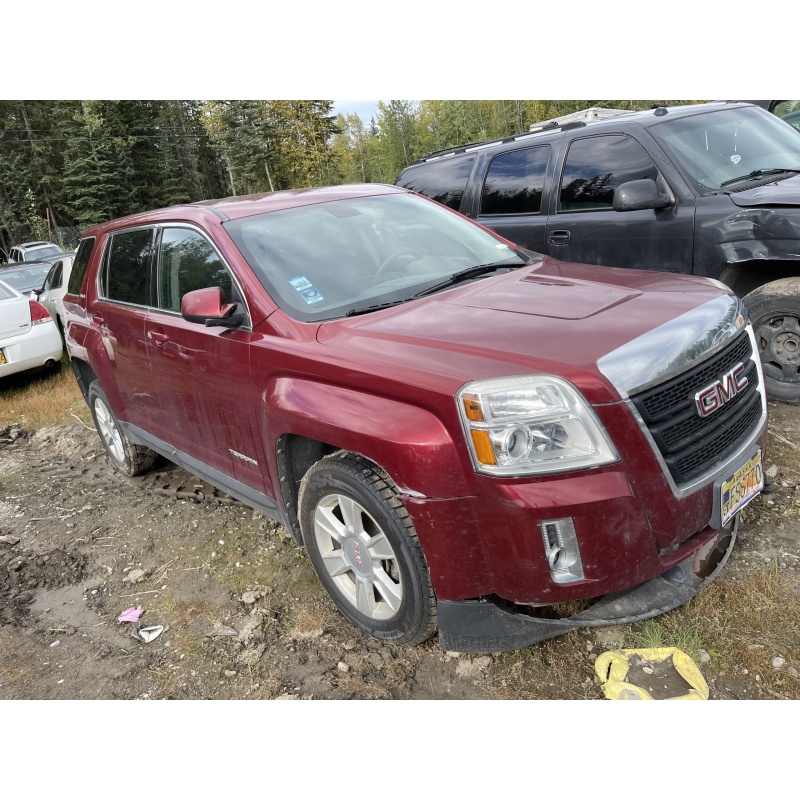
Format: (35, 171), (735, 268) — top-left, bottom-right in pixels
(265, 377), (475, 499)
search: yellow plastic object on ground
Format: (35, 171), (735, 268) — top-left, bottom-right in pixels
(594, 647), (709, 700)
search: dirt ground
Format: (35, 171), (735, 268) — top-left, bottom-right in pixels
(1, 400), (799, 701)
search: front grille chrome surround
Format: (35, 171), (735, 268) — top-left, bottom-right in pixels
(598, 297), (767, 498)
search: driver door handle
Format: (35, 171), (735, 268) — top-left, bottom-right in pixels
(548, 230), (571, 245)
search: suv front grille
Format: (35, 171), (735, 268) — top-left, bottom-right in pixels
(630, 330), (762, 485)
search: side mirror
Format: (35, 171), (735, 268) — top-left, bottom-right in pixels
(613, 179), (673, 212)
(181, 286), (244, 328)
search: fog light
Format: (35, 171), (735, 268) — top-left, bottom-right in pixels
(540, 518), (584, 584)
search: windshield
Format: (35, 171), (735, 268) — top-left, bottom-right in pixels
(25, 245), (62, 260)
(224, 192), (529, 321)
(0, 265), (50, 291)
(650, 106), (800, 191)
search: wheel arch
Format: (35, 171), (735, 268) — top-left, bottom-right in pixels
(70, 357), (97, 402)
(719, 260), (800, 298)
(269, 378), (476, 541)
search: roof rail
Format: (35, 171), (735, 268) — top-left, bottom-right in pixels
(411, 120), (582, 165)
(410, 117), (595, 165)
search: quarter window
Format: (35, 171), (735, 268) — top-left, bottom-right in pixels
(157, 228), (238, 312)
(105, 229), (153, 305)
(559, 135), (659, 212)
(67, 237), (96, 295)
(51, 262), (63, 290)
(481, 146), (550, 215)
(396, 156), (475, 211)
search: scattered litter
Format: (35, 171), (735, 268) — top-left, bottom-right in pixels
(122, 568), (147, 585)
(131, 625), (165, 643)
(116, 606), (144, 623)
(594, 647), (709, 700)
(204, 622), (239, 637)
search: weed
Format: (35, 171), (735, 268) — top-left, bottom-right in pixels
(629, 618), (704, 658)
(0, 354), (88, 429)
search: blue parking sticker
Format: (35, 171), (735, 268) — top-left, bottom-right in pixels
(290, 276), (324, 304)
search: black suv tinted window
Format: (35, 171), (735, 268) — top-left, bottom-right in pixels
(481, 145), (551, 215)
(158, 227), (238, 312)
(559, 135), (658, 212)
(396, 156), (475, 210)
(105, 228), (153, 305)
(67, 237), (96, 295)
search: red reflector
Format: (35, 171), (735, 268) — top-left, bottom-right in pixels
(29, 300), (52, 325)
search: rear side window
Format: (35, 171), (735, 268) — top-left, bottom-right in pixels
(396, 156), (475, 210)
(67, 237), (96, 294)
(480, 145), (551, 215)
(157, 227), (239, 312)
(104, 228), (153, 305)
(559, 135), (659, 212)
(51, 262), (63, 289)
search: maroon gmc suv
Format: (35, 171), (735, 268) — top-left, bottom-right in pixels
(63, 184), (768, 652)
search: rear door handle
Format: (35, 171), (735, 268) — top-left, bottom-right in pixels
(148, 331), (169, 346)
(548, 230), (571, 245)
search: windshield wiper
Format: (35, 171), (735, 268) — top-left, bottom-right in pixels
(413, 261), (524, 299)
(720, 167), (800, 188)
(345, 299), (410, 317)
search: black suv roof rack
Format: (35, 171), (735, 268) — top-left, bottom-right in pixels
(410, 120), (588, 165)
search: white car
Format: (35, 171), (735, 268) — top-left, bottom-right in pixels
(0, 279), (63, 379)
(37, 254), (75, 337)
(5, 241), (64, 264)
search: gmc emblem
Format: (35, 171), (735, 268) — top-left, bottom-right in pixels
(695, 362), (748, 418)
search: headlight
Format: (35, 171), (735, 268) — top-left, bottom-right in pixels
(456, 375), (619, 476)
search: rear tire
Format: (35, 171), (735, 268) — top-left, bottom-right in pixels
(87, 381), (157, 476)
(745, 278), (800, 404)
(299, 453), (437, 646)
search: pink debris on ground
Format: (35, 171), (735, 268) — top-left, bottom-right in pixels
(116, 607), (144, 623)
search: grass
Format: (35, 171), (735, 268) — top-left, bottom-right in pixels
(0, 354), (90, 429)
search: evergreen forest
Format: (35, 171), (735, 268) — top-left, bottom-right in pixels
(0, 99), (702, 255)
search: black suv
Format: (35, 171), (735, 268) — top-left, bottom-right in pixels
(396, 101), (800, 402)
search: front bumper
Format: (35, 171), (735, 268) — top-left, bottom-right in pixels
(437, 518), (737, 653)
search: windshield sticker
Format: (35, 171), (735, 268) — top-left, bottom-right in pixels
(299, 287), (324, 304)
(494, 243), (511, 250)
(730, 154), (741, 164)
(289, 275), (324, 304)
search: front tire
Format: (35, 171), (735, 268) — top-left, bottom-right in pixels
(745, 278), (800, 404)
(87, 381), (157, 476)
(299, 453), (437, 646)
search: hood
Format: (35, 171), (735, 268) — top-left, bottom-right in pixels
(728, 173), (800, 207)
(316, 258), (726, 404)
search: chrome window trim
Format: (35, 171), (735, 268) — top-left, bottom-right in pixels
(95, 222), (252, 331)
(96, 224), (154, 307)
(152, 222), (252, 330)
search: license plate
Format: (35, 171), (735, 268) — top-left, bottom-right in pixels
(0, 349), (5, 365)
(721, 450), (763, 526)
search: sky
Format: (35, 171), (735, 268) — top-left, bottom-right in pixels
(332, 101), (379, 123)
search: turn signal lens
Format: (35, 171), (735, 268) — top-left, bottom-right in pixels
(462, 393), (484, 422)
(470, 430), (496, 465)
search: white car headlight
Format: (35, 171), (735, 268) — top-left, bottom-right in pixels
(456, 375), (619, 476)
